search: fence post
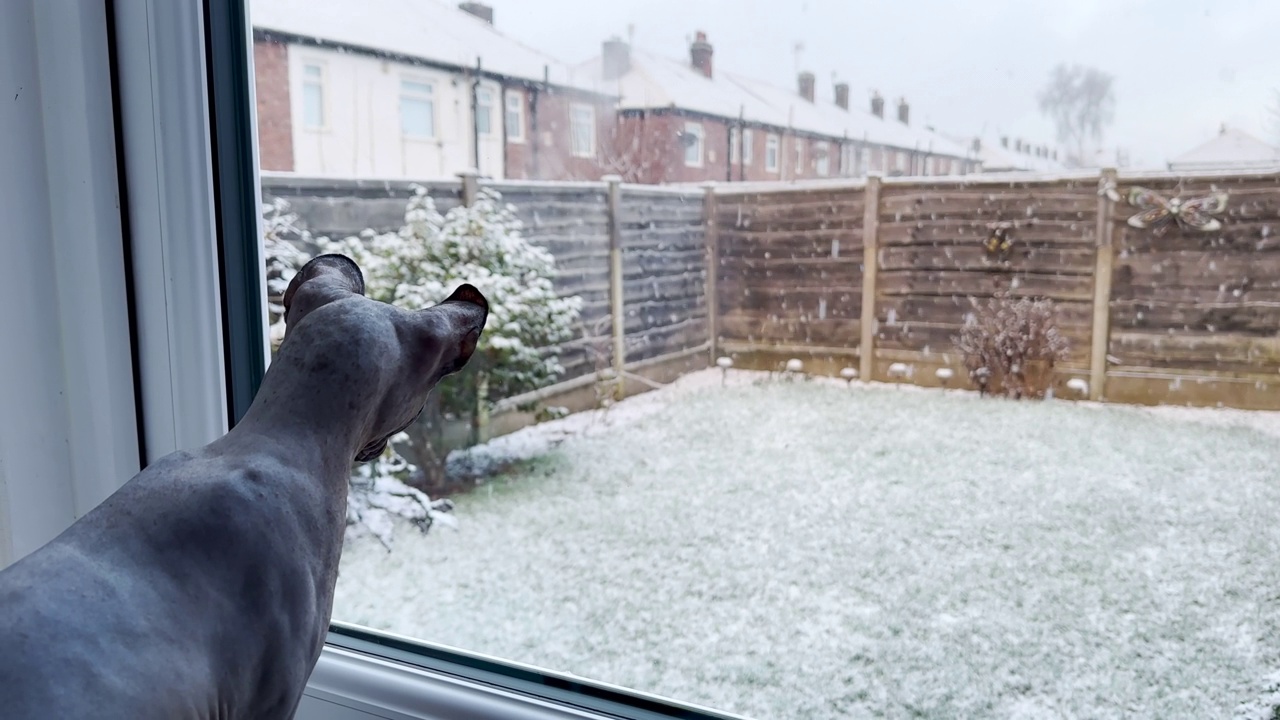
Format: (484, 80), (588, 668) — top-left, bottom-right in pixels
(859, 174), (882, 382)
(458, 169), (480, 207)
(1089, 168), (1118, 402)
(604, 175), (626, 399)
(703, 182), (719, 366)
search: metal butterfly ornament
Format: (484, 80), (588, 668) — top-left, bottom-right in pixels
(1122, 186), (1229, 236)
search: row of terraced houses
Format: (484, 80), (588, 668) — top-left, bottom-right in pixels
(252, 0), (1064, 183)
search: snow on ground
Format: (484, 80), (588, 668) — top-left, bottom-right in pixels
(334, 370), (1280, 719)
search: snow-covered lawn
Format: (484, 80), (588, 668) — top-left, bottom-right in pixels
(334, 370), (1280, 720)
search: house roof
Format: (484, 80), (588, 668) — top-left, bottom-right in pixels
(251, 0), (592, 91)
(1168, 126), (1280, 170)
(570, 47), (972, 159)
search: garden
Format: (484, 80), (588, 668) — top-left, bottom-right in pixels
(265, 177), (1280, 719)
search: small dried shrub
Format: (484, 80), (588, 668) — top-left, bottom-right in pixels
(955, 294), (1069, 399)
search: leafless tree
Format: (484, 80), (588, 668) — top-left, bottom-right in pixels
(600, 111), (681, 184)
(1037, 64), (1116, 167)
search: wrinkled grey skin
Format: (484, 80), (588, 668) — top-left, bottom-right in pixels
(0, 255), (487, 720)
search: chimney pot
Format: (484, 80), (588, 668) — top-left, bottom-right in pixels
(798, 71), (815, 103)
(458, 2), (493, 24)
(834, 82), (850, 110)
(690, 30), (714, 78)
(870, 91), (884, 118)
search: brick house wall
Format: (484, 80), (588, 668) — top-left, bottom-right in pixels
(254, 38), (294, 172)
(505, 89), (614, 181)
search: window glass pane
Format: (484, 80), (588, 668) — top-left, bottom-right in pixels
(302, 64), (324, 128)
(248, 3), (1276, 719)
(401, 96), (434, 138)
(505, 91), (523, 140)
(570, 103), (594, 157)
(683, 122), (703, 166)
(476, 88), (493, 135)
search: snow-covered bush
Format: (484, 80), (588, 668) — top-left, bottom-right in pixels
(318, 185), (583, 440)
(261, 198), (455, 548)
(262, 197), (311, 351)
(955, 294), (1069, 399)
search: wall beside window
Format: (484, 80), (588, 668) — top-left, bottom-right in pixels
(283, 45), (502, 179)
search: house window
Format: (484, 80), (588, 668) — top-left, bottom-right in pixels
(683, 122), (704, 167)
(795, 138), (805, 174)
(894, 151), (906, 173)
(301, 63), (325, 129)
(765, 134), (779, 172)
(815, 141), (830, 176)
(841, 144), (858, 177)
(505, 90), (524, 142)
(570, 103), (595, 157)
(399, 79), (435, 138)
(743, 129), (754, 165)
(476, 88), (494, 135)
(729, 127), (740, 164)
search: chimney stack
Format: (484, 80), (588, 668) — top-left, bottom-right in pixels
(834, 82), (849, 110)
(602, 37), (631, 80)
(690, 31), (713, 78)
(1000, 136), (1009, 148)
(871, 91), (884, 118)
(458, 2), (494, 24)
(896, 97), (909, 125)
(971, 138), (982, 153)
(798, 71), (815, 102)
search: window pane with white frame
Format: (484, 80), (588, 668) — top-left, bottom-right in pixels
(505, 90), (524, 141)
(569, 102), (595, 157)
(476, 88), (494, 135)
(399, 79), (435, 138)
(236, 2), (1274, 720)
(683, 121), (704, 167)
(302, 63), (325, 129)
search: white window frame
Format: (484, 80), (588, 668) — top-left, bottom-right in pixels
(569, 102), (595, 158)
(894, 150), (906, 173)
(765, 133), (779, 173)
(683, 121), (705, 168)
(476, 86), (494, 136)
(301, 61), (327, 131)
(742, 128), (754, 166)
(815, 141), (830, 176)
(505, 89), (525, 143)
(729, 126), (740, 164)
(399, 78), (436, 139)
(794, 138), (805, 175)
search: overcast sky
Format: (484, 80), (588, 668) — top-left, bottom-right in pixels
(484, 0), (1279, 167)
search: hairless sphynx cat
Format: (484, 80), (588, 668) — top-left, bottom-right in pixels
(0, 254), (488, 719)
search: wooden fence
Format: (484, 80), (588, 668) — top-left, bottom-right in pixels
(265, 168), (1280, 415)
(261, 173), (709, 423)
(715, 169), (1280, 410)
